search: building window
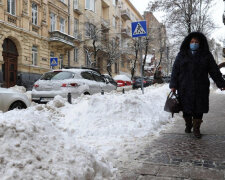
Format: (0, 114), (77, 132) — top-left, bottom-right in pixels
(112, 16), (116, 28)
(85, 0), (95, 11)
(60, 0), (65, 3)
(59, 54), (63, 69)
(74, 18), (79, 37)
(85, 52), (90, 67)
(60, 17), (65, 33)
(74, 0), (79, 9)
(50, 13), (56, 32)
(112, 0), (116, 6)
(7, 0), (15, 15)
(32, 46), (38, 66)
(50, 51), (54, 58)
(74, 48), (78, 62)
(85, 22), (96, 37)
(32, 3), (38, 25)
(121, 60), (124, 68)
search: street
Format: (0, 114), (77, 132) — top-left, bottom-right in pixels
(120, 90), (225, 180)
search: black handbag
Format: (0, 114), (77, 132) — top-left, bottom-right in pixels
(164, 91), (181, 117)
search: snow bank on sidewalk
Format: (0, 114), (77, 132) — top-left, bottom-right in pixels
(0, 84), (171, 179)
(0, 106), (118, 179)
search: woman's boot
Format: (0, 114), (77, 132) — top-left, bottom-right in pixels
(193, 119), (203, 138)
(184, 117), (192, 133)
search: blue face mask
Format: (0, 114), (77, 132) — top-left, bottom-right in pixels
(190, 43), (199, 51)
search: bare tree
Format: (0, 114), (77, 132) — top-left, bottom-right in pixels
(148, 0), (216, 38)
(83, 16), (105, 68)
(128, 39), (139, 79)
(103, 39), (121, 77)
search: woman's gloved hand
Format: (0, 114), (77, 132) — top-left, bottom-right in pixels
(171, 88), (176, 93)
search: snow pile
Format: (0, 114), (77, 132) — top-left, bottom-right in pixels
(9, 85), (26, 93)
(0, 105), (118, 179)
(0, 84), (172, 179)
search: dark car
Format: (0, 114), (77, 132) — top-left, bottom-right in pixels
(132, 77), (152, 89)
(102, 74), (117, 87)
(162, 76), (171, 83)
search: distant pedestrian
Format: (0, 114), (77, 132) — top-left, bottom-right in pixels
(170, 32), (225, 138)
(154, 66), (163, 84)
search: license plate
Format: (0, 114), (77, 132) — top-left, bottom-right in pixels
(40, 97), (54, 102)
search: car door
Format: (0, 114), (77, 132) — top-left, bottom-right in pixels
(91, 71), (110, 92)
(80, 71), (100, 94)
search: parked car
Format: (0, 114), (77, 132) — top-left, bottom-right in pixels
(162, 76), (171, 83)
(102, 74), (117, 88)
(32, 68), (116, 103)
(132, 77), (153, 89)
(113, 75), (132, 87)
(0, 88), (31, 112)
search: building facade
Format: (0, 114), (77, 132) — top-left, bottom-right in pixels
(0, 0), (143, 89)
(143, 11), (167, 76)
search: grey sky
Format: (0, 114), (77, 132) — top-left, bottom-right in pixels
(130, 0), (225, 43)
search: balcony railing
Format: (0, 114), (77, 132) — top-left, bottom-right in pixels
(49, 31), (75, 49)
(101, 18), (110, 29)
(121, 9), (131, 21)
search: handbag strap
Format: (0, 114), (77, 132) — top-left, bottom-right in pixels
(167, 91), (179, 100)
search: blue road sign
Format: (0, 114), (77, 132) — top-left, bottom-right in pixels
(131, 21), (147, 38)
(50, 57), (58, 66)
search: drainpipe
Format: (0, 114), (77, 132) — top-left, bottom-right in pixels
(68, 0), (71, 68)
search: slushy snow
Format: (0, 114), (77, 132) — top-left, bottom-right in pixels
(0, 84), (173, 179)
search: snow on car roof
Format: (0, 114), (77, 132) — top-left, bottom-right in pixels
(114, 75), (131, 81)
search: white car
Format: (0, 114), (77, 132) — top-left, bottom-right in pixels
(0, 88), (31, 112)
(32, 68), (117, 103)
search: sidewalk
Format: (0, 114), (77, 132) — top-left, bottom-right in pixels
(121, 91), (225, 180)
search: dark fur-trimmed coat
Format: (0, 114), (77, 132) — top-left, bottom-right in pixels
(169, 32), (225, 114)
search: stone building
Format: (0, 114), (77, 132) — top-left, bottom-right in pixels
(0, 0), (143, 89)
(143, 11), (168, 76)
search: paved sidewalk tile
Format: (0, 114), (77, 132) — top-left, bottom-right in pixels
(136, 163), (160, 176)
(157, 166), (189, 179)
(189, 167), (224, 180)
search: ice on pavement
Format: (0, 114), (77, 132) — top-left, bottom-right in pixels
(0, 84), (173, 179)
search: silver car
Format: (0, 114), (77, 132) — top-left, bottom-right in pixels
(0, 88), (31, 112)
(32, 69), (116, 103)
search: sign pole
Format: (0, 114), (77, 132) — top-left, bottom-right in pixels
(131, 20), (147, 95)
(139, 37), (144, 94)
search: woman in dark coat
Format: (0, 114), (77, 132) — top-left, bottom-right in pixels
(170, 32), (225, 138)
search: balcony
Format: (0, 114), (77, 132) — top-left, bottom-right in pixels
(101, 18), (110, 30)
(121, 9), (131, 21)
(74, 4), (82, 15)
(49, 31), (75, 49)
(121, 28), (131, 38)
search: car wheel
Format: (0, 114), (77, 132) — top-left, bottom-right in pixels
(9, 101), (26, 110)
(84, 92), (90, 95)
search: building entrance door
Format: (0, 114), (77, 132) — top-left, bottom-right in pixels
(2, 38), (18, 88)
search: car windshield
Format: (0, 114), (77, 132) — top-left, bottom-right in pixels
(40, 71), (74, 80)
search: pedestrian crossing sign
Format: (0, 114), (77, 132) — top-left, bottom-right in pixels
(131, 21), (147, 38)
(50, 57), (58, 67)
